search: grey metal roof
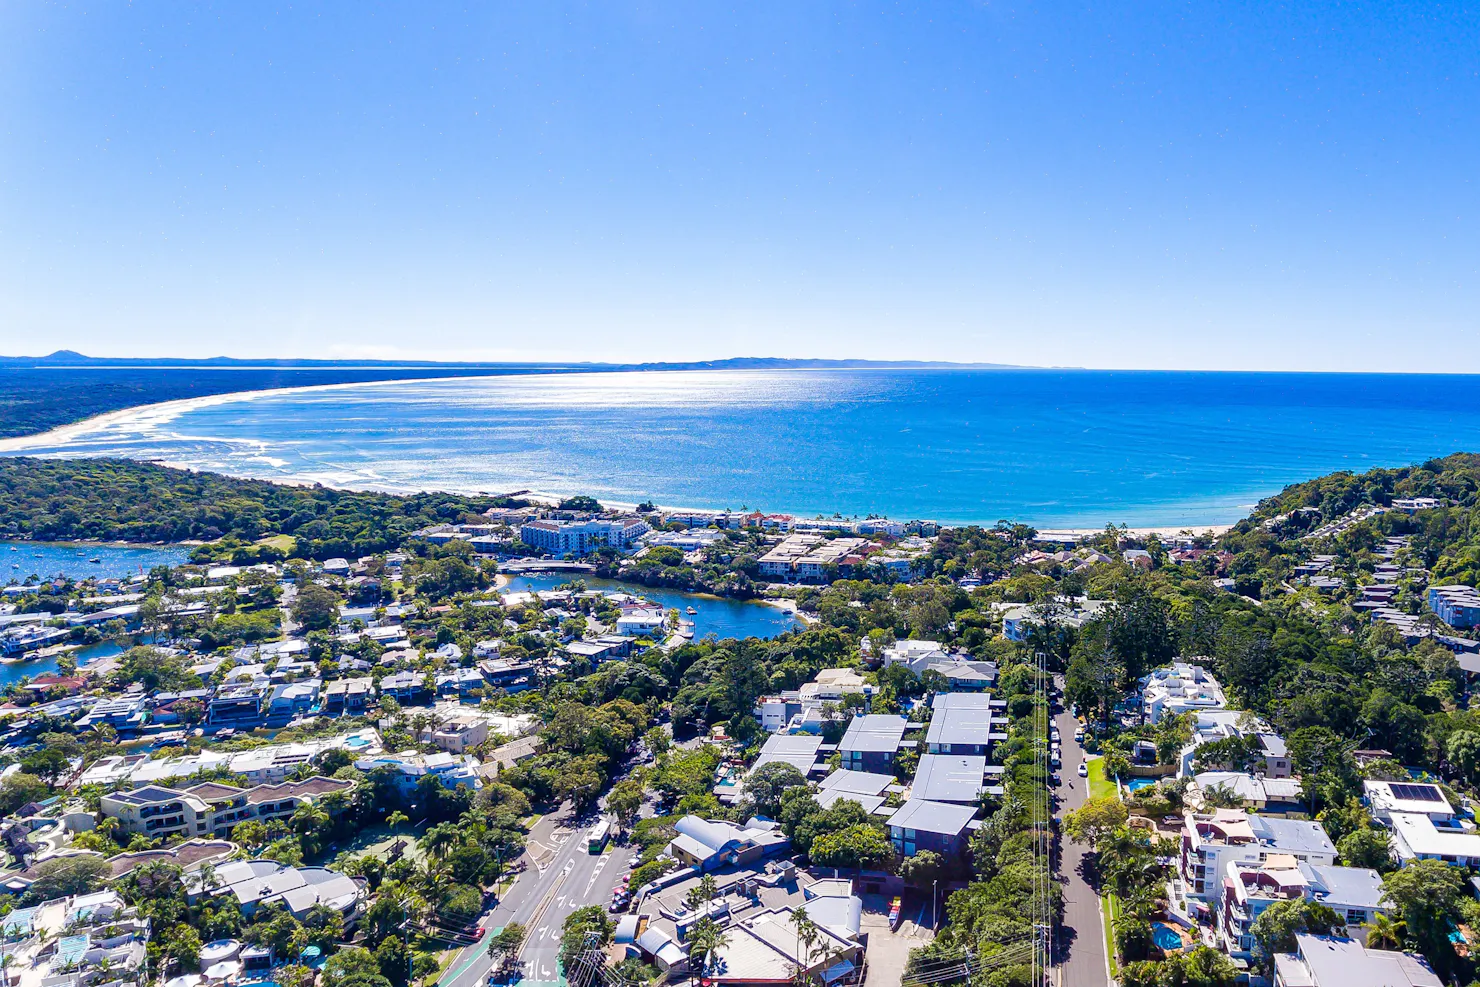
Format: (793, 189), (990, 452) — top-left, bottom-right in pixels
(1251, 815), (1338, 856)
(887, 798), (978, 837)
(840, 714), (908, 753)
(925, 707), (996, 749)
(818, 769), (894, 796)
(931, 692), (993, 711)
(913, 754), (986, 804)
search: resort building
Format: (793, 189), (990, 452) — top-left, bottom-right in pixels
(1142, 663), (1227, 724)
(756, 534), (870, 582)
(839, 714), (911, 774)
(100, 776), (354, 840)
(353, 750), (482, 795)
(1220, 857), (1389, 961)
(1179, 709), (1292, 778)
(926, 693), (1005, 756)
(1180, 809), (1337, 900)
(912, 754), (988, 805)
(1428, 584), (1480, 630)
(520, 517), (651, 555)
(888, 799), (978, 858)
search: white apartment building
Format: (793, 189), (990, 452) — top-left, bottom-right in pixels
(520, 517), (651, 555)
(1220, 857), (1388, 961)
(1180, 708), (1292, 778)
(1142, 662), (1227, 724)
(1180, 808), (1337, 900)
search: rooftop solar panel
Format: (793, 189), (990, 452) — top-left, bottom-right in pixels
(1388, 782), (1444, 802)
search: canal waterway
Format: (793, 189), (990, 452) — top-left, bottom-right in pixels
(500, 574), (802, 640)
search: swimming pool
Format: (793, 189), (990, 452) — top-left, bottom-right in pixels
(1125, 778), (1159, 793)
(1151, 922), (1184, 951)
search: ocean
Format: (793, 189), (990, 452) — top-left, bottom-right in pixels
(6, 369), (1480, 527)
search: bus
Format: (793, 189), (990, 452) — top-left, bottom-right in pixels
(587, 818), (611, 854)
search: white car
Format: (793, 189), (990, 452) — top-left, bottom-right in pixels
(1077, 762), (1089, 777)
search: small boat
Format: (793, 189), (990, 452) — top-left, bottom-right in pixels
(685, 606), (697, 614)
(88, 558), (101, 564)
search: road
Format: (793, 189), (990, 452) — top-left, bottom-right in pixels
(1053, 686), (1111, 987)
(438, 808), (633, 987)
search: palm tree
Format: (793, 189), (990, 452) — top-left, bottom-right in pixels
(790, 908), (819, 985)
(686, 875), (719, 915)
(420, 822), (461, 860)
(386, 810), (409, 836)
(1364, 913), (1404, 951)
(686, 917), (729, 987)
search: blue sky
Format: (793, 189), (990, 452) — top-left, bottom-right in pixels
(2, 2), (1477, 370)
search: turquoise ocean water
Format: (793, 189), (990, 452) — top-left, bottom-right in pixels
(9, 369), (1480, 527)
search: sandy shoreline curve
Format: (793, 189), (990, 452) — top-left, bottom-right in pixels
(0, 372), (1246, 535)
(0, 372), (560, 453)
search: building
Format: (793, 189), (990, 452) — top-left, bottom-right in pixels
(751, 734), (826, 776)
(1392, 498), (1442, 514)
(1220, 857), (1389, 960)
(814, 769), (895, 813)
(705, 905), (861, 986)
(1001, 599), (1109, 642)
(912, 754), (987, 805)
(1387, 812), (1480, 867)
(200, 859), (365, 919)
(799, 668), (874, 703)
(324, 676), (375, 715)
(419, 714), (489, 754)
(435, 667), (486, 698)
(925, 696), (1002, 756)
(753, 694), (805, 733)
(665, 815), (789, 872)
(888, 798), (978, 857)
(206, 687), (266, 730)
(1273, 933), (1439, 987)
(1428, 585), (1480, 630)
(1180, 809), (1338, 900)
(1193, 772), (1305, 814)
(101, 776), (353, 840)
(839, 714), (910, 774)
(76, 695), (151, 732)
(520, 517), (651, 555)
(1178, 709), (1291, 778)
(879, 639), (948, 672)
(614, 606), (668, 637)
(642, 528), (725, 552)
(353, 750), (482, 794)
(379, 670), (430, 704)
(1363, 780), (1455, 824)
(756, 534), (870, 582)
(1142, 663), (1227, 724)
(263, 680), (321, 727)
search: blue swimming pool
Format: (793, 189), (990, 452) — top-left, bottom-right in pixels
(1151, 923), (1184, 951)
(1125, 778), (1158, 792)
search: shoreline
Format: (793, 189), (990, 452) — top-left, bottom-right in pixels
(0, 370), (1253, 532)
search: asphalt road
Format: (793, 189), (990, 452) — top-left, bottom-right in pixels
(1052, 687), (1111, 987)
(438, 804), (639, 987)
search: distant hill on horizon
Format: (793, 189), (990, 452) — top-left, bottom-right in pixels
(0, 350), (1029, 371)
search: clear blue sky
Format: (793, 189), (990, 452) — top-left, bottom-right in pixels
(2, 2), (1477, 370)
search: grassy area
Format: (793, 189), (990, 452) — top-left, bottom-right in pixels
(255, 533), (297, 554)
(1087, 757), (1117, 801)
(1102, 890), (1122, 977)
(1085, 756), (1121, 975)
